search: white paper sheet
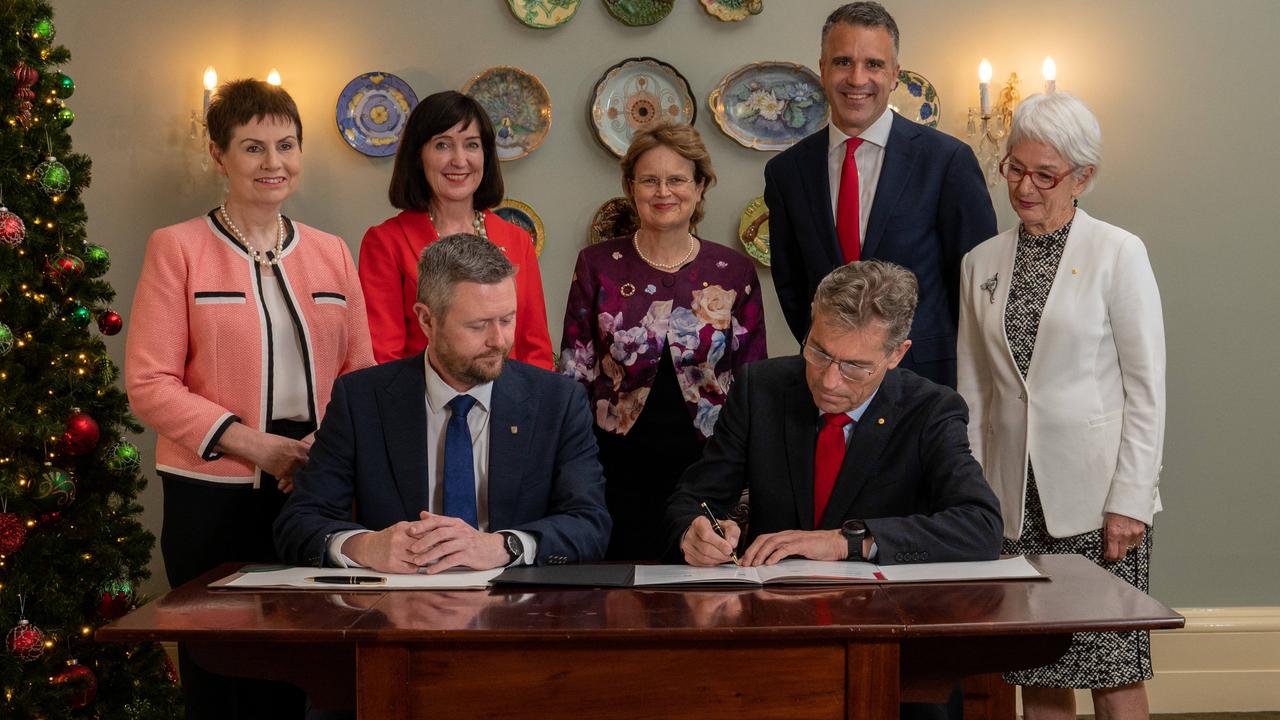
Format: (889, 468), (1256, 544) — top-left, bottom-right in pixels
(217, 566), (502, 590)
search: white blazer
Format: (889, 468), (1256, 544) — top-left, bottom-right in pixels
(957, 209), (1165, 540)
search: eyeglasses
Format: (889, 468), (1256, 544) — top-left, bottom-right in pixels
(801, 339), (890, 383)
(998, 156), (1077, 190)
(632, 175), (694, 192)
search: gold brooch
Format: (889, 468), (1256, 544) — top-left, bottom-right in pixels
(620, 282), (636, 297)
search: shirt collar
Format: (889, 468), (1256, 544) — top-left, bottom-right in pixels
(827, 108), (895, 155)
(816, 388), (879, 425)
(423, 352), (493, 415)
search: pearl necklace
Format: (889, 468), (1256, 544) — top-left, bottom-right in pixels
(428, 209), (488, 240)
(220, 204), (284, 267)
(633, 231), (695, 271)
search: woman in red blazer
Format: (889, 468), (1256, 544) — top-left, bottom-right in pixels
(360, 91), (552, 368)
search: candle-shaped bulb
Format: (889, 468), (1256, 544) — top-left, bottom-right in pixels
(1042, 56), (1057, 93)
(978, 59), (992, 115)
(266, 69), (282, 86)
(203, 66), (218, 91)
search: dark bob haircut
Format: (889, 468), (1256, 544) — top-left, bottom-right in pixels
(206, 79), (303, 152)
(388, 90), (504, 212)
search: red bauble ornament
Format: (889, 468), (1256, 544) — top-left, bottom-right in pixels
(97, 309), (123, 336)
(60, 411), (100, 456)
(0, 206), (25, 246)
(96, 578), (134, 619)
(13, 62), (38, 89)
(51, 659), (98, 709)
(5, 618), (44, 661)
(45, 252), (85, 284)
(0, 512), (26, 555)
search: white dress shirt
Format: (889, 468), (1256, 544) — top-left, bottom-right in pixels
(328, 355), (536, 566)
(258, 273), (310, 422)
(827, 109), (894, 249)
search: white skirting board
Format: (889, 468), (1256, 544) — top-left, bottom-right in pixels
(1015, 607), (1280, 714)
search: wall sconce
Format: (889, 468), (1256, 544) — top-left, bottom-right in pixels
(189, 66), (218, 172)
(1042, 57), (1057, 94)
(266, 69), (281, 86)
(967, 56), (1061, 185)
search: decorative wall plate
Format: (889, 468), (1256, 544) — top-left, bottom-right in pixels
(335, 72), (419, 157)
(737, 196), (770, 266)
(602, 0), (675, 26)
(708, 61), (827, 151)
(589, 197), (638, 245)
(888, 69), (940, 128)
(494, 198), (546, 257)
(462, 66), (552, 161)
(507, 0), (581, 28)
(699, 0), (763, 22)
(590, 57), (696, 158)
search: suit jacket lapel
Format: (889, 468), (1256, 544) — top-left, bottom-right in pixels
(487, 367), (534, 530)
(863, 113), (920, 260)
(798, 130), (842, 269)
(818, 371), (901, 529)
(783, 366), (819, 531)
(376, 356), (430, 518)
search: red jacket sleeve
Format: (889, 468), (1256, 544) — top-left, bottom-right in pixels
(358, 222), (411, 364)
(510, 228), (554, 370)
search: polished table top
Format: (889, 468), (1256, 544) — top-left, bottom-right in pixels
(99, 555), (1183, 644)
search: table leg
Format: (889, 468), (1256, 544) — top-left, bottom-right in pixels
(846, 640), (900, 720)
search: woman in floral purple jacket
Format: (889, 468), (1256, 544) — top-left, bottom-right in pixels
(560, 123), (767, 560)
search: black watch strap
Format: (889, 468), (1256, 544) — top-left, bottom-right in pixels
(841, 519), (868, 561)
(499, 531), (523, 565)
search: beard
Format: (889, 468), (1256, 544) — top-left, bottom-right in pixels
(439, 344), (510, 387)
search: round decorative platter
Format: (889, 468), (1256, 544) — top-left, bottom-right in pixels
(737, 196), (770, 266)
(589, 197), (638, 245)
(590, 57), (696, 158)
(335, 72), (419, 157)
(462, 66), (552, 161)
(494, 198), (546, 257)
(602, 0), (675, 27)
(888, 69), (940, 128)
(700, 0), (763, 22)
(708, 61), (828, 151)
(507, 0), (581, 28)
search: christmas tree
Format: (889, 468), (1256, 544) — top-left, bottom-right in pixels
(0, 1), (182, 717)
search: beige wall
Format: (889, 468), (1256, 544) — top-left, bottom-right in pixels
(56, 0), (1280, 604)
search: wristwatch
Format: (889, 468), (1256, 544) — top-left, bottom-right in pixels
(498, 531), (524, 566)
(840, 519), (868, 561)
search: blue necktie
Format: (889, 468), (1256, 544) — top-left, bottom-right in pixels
(443, 394), (479, 529)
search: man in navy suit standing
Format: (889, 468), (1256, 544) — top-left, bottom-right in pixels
(275, 234), (610, 572)
(765, 2), (996, 387)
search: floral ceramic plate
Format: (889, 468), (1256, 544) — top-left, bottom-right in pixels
(462, 66), (552, 161)
(699, 0), (763, 22)
(602, 0), (675, 26)
(507, 0), (581, 28)
(589, 197), (638, 245)
(888, 69), (940, 128)
(335, 72), (419, 157)
(708, 61), (827, 151)
(737, 196), (770, 266)
(494, 198), (546, 257)
(590, 57), (696, 158)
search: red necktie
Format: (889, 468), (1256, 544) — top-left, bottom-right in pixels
(836, 137), (864, 264)
(814, 412), (853, 527)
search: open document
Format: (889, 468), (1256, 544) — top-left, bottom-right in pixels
(211, 565), (503, 591)
(631, 556), (1044, 587)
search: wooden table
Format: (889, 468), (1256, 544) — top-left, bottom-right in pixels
(98, 555), (1181, 720)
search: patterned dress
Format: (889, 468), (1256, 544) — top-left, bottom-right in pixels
(1000, 217), (1154, 689)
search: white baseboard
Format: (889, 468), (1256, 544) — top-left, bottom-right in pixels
(1023, 607), (1280, 714)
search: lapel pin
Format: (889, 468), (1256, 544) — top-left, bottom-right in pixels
(877, 418), (885, 425)
(980, 273), (999, 304)
(1072, 267), (1079, 275)
(510, 426), (518, 435)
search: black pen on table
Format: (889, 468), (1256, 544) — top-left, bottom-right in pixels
(698, 501), (740, 564)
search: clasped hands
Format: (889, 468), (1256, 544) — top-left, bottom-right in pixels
(681, 516), (851, 567)
(342, 511), (510, 574)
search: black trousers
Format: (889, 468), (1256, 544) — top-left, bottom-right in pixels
(160, 418), (313, 720)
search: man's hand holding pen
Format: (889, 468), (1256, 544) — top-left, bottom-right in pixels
(681, 514), (742, 567)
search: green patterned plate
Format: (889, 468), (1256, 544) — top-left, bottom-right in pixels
(507, 0), (582, 29)
(700, 0), (763, 22)
(737, 196), (770, 266)
(602, 0), (675, 27)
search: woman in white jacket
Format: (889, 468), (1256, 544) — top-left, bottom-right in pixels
(957, 92), (1165, 720)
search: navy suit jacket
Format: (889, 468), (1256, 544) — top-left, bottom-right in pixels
(274, 354), (611, 567)
(663, 357), (1003, 564)
(764, 112), (997, 387)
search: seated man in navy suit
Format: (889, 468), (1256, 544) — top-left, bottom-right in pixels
(276, 234), (610, 571)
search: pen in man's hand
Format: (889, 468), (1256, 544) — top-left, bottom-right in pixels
(698, 501), (740, 564)
(307, 576), (387, 585)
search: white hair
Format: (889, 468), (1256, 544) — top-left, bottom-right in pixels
(1007, 92), (1102, 194)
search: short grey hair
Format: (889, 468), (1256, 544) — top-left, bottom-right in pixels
(812, 260), (918, 351)
(1007, 92), (1102, 194)
(821, 2), (900, 57)
(416, 233), (516, 316)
